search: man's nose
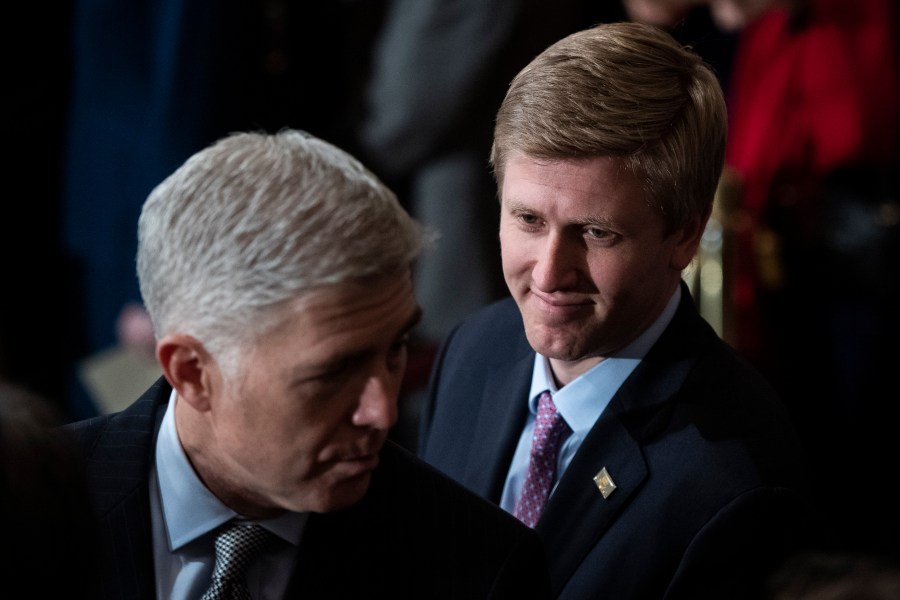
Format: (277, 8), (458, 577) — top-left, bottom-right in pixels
(531, 233), (579, 291)
(352, 371), (400, 430)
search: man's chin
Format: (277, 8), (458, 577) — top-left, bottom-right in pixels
(524, 325), (585, 362)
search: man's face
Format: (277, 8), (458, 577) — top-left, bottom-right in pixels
(500, 155), (696, 384)
(196, 271), (420, 515)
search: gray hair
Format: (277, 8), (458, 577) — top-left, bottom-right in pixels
(490, 21), (727, 234)
(137, 129), (425, 364)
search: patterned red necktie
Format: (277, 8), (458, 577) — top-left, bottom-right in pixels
(513, 390), (571, 528)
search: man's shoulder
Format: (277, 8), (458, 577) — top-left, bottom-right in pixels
(378, 441), (496, 504)
(303, 441), (552, 598)
(376, 441), (529, 534)
(442, 296), (528, 358)
(459, 295), (522, 333)
(66, 380), (166, 448)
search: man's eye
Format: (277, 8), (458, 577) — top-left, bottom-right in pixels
(585, 226), (609, 239)
(314, 362), (348, 382)
(518, 213), (540, 225)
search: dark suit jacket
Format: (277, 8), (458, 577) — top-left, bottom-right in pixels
(67, 377), (552, 599)
(419, 287), (815, 599)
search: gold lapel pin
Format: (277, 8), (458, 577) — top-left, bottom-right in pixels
(593, 467), (617, 499)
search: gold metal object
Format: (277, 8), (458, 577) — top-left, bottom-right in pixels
(593, 467), (617, 499)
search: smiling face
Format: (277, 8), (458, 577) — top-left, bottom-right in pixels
(499, 155), (701, 385)
(177, 270), (421, 517)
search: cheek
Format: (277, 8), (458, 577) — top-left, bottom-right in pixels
(584, 253), (659, 306)
(500, 230), (531, 275)
(233, 417), (324, 499)
(225, 388), (318, 469)
(583, 250), (624, 286)
(594, 244), (662, 281)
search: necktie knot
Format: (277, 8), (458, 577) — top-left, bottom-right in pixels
(514, 391), (571, 528)
(531, 390), (570, 455)
(202, 521), (276, 600)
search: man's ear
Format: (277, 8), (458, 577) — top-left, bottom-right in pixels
(156, 334), (217, 412)
(670, 208), (712, 271)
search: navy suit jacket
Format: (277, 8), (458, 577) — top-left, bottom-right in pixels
(67, 377), (552, 599)
(419, 287), (815, 599)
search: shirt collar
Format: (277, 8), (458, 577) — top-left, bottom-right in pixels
(528, 285), (681, 438)
(156, 389), (307, 551)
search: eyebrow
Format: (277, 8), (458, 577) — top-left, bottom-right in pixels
(572, 215), (615, 228)
(504, 199), (615, 229)
(503, 199), (534, 214)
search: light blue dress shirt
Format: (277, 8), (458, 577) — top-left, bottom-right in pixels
(150, 390), (308, 600)
(500, 287), (681, 514)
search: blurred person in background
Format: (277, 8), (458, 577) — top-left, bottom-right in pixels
(0, 379), (98, 598)
(626, 0), (900, 558)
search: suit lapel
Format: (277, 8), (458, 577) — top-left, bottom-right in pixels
(462, 340), (534, 503)
(89, 377), (170, 599)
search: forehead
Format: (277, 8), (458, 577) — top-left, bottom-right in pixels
(504, 152), (633, 187)
(261, 271), (420, 355)
(501, 155), (647, 215)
